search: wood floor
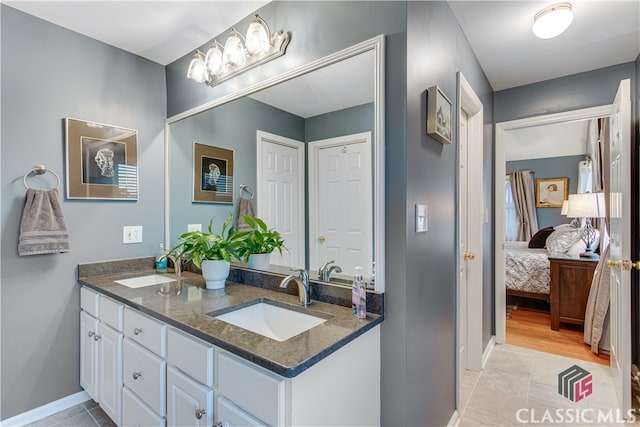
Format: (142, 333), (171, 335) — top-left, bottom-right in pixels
(506, 298), (610, 366)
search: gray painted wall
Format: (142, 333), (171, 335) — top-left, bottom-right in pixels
(305, 103), (374, 142)
(0, 5), (167, 419)
(168, 97), (304, 246)
(506, 155), (584, 229)
(405, 3), (494, 423)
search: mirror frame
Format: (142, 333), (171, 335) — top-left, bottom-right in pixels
(164, 35), (386, 292)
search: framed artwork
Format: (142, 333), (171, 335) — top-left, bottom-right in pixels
(536, 177), (568, 208)
(65, 118), (138, 200)
(193, 142), (234, 203)
(426, 86), (453, 144)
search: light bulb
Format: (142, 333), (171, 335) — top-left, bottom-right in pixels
(532, 3), (573, 39)
(223, 29), (246, 66)
(186, 51), (206, 83)
(205, 42), (223, 75)
(246, 15), (270, 55)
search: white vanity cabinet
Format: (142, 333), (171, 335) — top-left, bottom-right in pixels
(79, 287), (124, 425)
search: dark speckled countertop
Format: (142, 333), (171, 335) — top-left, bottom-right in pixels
(79, 267), (383, 378)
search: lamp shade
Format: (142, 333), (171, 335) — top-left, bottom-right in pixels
(560, 200), (569, 215)
(566, 193), (605, 218)
(532, 2), (573, 39)
(246, 15), (270, 55)
(186, 51), (206, 83)
(223, 29), (246, 66)
(205, 41), (224, 75)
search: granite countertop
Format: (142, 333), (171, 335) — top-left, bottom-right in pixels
(79, 269), (383, 378)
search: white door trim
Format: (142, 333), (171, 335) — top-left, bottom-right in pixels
(256, 130), (306, 269)
(494, 104), (612, 344)
(457, 73), (484, 378)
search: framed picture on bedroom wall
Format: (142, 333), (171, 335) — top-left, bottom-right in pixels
(536, 177), (568, 208)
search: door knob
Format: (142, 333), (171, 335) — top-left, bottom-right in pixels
(195, 409), (206, 420)
(607, 259), (623, 269)
(463, 252), (476, 261)
(133, 327), (143, 335)
(318, 236), (326, 243)
(132, 372), (142, 380)
(622, 260), (640, 271)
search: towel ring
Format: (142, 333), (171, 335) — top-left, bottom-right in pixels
(239, 184), (254, 200)
(23, 165), (61, 190)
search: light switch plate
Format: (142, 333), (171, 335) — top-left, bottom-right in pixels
(123, 226), (143, 244)
(416, 204), (428, 233)
(187, 223), (202, 232)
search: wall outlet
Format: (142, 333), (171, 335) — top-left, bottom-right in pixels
(416, 204), (428, 233)
(187, 223), (202, 232)
(123, 226), (143, 244)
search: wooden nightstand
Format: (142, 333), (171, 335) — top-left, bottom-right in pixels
(549, 256), (599, 331)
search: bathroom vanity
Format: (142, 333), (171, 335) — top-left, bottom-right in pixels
(78, 259), (382, 427)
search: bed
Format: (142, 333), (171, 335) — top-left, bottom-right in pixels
(505, 241), (550, 301)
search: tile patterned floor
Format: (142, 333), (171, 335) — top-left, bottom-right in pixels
(24, 400), (114, 427)
(24, 344), (627, 427)
(460, 344), (628, 426)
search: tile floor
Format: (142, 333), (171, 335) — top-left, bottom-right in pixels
(460, 344), (628, 426)
(24, 400), (114, 427)
(23, 344), (628, 427)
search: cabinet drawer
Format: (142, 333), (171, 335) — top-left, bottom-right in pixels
(167, 328), (214, 387)
(217, 397), (268, 427)
(100, 296), (124, 331)
(80, 287), (100, 317)
(217, 352), (284, 426)
(122, 386), (165, 427)
(124, 307), (167, 357)
(123, 338), (166, 416)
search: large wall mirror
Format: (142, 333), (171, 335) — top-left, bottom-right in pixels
(165, 35), (385, 292)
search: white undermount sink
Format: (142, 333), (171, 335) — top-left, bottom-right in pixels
(214, 301), (327, 342)
(114, 274), (177, 289)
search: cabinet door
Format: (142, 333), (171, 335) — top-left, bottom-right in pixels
(217, 397), (268, 427)
(99, 323), (123, 426)
(123, 338), (166, 416)
(80, 311), (99, 401)
(166, 366), (212, 427)
(122, 386), (165, 427)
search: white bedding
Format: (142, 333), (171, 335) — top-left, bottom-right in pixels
(505, 241), (550, 295)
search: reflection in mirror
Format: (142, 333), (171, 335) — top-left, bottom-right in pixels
(167, 36), (385, 291)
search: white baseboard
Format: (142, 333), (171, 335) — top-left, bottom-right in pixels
(0, 391), (91, 427)
(481, 335), (496, 368)
(448, 409), (461, 427)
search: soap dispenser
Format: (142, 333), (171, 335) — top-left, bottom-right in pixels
(352, 266), (366, 319)
(155, 243), (168, 272)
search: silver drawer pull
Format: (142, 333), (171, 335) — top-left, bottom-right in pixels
(133, 327), (143, 335)
(132, 372), (142, 380)
(88, 331), (95, 338)
(93, 334), (101, 341)
(195, 409), (206, 420)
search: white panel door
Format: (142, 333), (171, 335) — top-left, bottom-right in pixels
(167, 366), (213, 427)
(80, 310), (99, 402)
(309, 132), (372, 278)
(459, 110), (469, 376)
(608, 79), (631, 414)
(99, 324), (123, 426)
(256, 131), (305, 270)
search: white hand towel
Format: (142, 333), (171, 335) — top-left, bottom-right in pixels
(18, 188), (70, 256)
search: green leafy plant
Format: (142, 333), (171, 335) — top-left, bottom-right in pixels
(168, 214), (247, 267)
(237, 216), (285, 261)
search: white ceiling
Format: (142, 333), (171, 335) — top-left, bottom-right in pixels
(505, 120), (590, 161)
(5, 1), (639, 90)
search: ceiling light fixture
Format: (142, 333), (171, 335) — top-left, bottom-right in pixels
(187, 14), (290, 87)
(532, 2), (573, 39)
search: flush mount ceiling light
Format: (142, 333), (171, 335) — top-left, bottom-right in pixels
(187, 14), (290, 87)
(532, 2), (574, 39)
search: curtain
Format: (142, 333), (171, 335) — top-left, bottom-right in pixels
(584, 117), (611, 353)
(505, 177), (519, 241)
(508, 170), (538, 241)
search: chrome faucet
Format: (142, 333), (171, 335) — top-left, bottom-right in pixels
(166, 253), (182, 277)
(279, 269), (311, 307)
(319, 260), (342, 282)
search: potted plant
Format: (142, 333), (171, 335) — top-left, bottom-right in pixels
(237, 216), (285, 270)
(168, 214), (246, 289)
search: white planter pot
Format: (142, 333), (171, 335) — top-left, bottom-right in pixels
(247, 253), (271, 271)
(201, 259), (230, 289)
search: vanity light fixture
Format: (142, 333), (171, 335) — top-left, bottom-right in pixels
(532, 2), (573, 39)
(187, 14), (290, 87)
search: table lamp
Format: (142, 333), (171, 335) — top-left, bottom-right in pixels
(566, 192), (605, 258)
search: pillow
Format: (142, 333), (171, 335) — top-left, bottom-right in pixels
(528, 227), (555, 248)
(546, 224), (583, 255)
